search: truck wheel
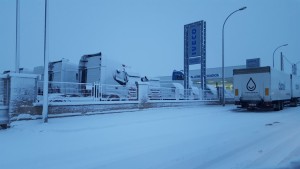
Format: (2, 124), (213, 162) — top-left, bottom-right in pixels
(108, 95), (120, 101)
(274, 102), (280, 111)
(290, 99), (298, 107)
(280, 102), (284, 110)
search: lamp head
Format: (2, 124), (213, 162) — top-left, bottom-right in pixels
(239, 6), (247, 11)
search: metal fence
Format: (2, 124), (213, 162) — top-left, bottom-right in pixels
(37, 81), (91, 96)
(148, 87), (186, 100)
(37, 81), (138, 102)
(97, 83), (138, 101)
(37, 81), (221, 103)
(148, 87), (219, 101)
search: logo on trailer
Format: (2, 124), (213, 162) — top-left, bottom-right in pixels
(246, 78), (256, 91)
(278, 82), (286, 90)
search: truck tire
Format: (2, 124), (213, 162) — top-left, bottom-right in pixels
(280, 102), (284, 110)
(274, 102), (280, 111)
(290, 99), (298, 107)
(108, 95), (120, 101)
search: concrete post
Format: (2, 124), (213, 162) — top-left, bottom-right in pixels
(137, 83), (149, 108)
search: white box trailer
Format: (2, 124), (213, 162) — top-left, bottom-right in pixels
(233, 66), (295, 110)
(291, 75), (300, 106)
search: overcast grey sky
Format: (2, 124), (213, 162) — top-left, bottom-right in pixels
(0, 0), (299, 76)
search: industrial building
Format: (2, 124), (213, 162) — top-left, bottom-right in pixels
(159, 65), (246, 91)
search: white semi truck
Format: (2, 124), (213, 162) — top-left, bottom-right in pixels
(78, 52), (140, 100)
(233, 66), (300, 110)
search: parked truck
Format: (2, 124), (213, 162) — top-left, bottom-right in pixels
(233, 66), (300, 110)
(291, 74), (300, 106)
(78, 52), (140, 100)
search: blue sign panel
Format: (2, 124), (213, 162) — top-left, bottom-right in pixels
(184, 21), (205, 65)
(246, 58), (260, 68)
(187, 24), (201, 58)
(184, 20), (206, 89)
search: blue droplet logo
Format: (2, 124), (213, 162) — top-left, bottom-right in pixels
(247, 78), (256, 91)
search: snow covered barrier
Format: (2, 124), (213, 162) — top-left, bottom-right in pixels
(47, 101), (139, 117)
(7, 73), (39, 120)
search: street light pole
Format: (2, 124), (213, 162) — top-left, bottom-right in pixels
(222, 6), (247, 106)
(42, 0), (49, 123)
(292, 61), (300, 75)
(15, 0), (20, 73)
(272, 44), (288, 68)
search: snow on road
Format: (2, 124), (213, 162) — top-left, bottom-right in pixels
(1, 105), (300, 169)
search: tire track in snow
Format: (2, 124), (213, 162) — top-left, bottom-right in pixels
(193, 115), (300, 169)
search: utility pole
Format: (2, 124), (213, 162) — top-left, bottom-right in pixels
(15, 0), (20, 73)
(42, 0), (49, 123)
(280, 52), (284, 71)
(222, 6), (247, 106)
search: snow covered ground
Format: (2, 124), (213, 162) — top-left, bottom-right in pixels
(1, 104), (300, 169)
